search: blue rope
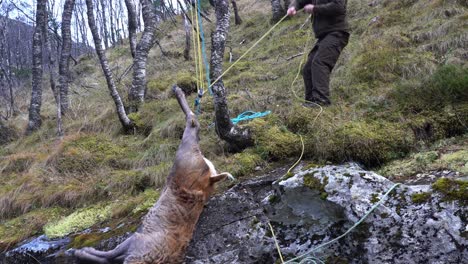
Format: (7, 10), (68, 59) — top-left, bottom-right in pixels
(231, 111), (271, 125)
(196, 2), (212, 95)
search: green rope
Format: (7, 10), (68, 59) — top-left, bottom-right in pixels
(231, 110), (271, 124)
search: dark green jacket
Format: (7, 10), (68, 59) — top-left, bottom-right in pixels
(290, 0), (349, 38)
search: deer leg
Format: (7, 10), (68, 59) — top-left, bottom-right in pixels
(173, 85), (200, 145)
(74, 235), (133, 263)
(74, 249), (111, 264)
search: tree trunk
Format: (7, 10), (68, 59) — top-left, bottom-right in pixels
(231, 0), (242, 25)
(270, 0), (285, 22)
(283, 0), (291, 11)
(43, 3), (63, 138)
(58, 0), (75, 115)
(124, 0), (138, 58)
(127, 0), (158, 113)
(211, 0), (253, 151)
(109, 0), (116, 46)
(99, 0), (109, 49)
(85, 0), (133, 131)
(183, 13), (191, 60)
(26, 0), (47, 135)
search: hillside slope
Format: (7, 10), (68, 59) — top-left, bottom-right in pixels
(0, 0), (467, 250)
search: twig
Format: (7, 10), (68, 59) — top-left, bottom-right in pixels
(70, 55), (78, 66)
(117, 64), (134, 83)
(153, 40), (168, 56)
(286, 52), (304, 61)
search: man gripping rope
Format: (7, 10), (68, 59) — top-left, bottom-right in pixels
(288, 0), (349, 107)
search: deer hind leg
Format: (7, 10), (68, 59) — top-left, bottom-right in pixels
(74, 235), (133, 263)
(173, 85), (200, 145)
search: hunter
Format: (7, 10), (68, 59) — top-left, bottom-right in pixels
(288, 0), (349, 107)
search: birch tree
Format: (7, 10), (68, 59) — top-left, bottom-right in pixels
(26, 0), (48, 134)
(58, 0), (75, 115)
(85, 0), (133, 131)
(124, 0), (138, 58)
(127, 0), (158, 113)
(211, 0), (253, 150)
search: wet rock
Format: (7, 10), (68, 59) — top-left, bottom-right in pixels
(0, 235), (74, 264)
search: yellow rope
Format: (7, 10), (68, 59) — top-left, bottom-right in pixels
(209, 12), (297, 89)
(194, 4), (205, 91)
(189, 6), (200, 92)
(268, 221), (285, 264)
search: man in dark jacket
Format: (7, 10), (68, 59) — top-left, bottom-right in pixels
(288, 0), (349, 107)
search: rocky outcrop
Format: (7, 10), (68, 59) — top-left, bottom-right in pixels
(186, 163), (466, 263)
(2, 163), (467, 263)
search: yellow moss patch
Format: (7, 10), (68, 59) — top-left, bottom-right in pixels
(226, 149), (263, 177)
(44, 204), (114, 238)
(432, 178), (467, 203)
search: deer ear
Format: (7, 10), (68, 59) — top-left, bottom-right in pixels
(210, 172), (231, 184)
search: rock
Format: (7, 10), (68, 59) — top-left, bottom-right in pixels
(2, 164), (466, 263)
(186, 163), (467, 263)
(0, 235), (74, 264)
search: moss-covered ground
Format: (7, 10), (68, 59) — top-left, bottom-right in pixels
(0, 0), (466, 249)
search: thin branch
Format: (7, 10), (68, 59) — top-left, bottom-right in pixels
(286, 52), (304, 61)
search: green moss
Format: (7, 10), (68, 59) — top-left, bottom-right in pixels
(303, 173), (328, 200)
(439, 150), (468, 174)
(68, 215), (141, 249)
(147, 79), (171, 96)
(268, 194), (280, 204)
(54, 134), (127, 173)
(0, 208), (65, 250)
(411, 192), (432, 203)
(329, 120), (411, 167)
(132, 189), (160, 214)
(227, 150), (263, 177)
(250, 119), (301, 160)
(175, 71), (197, 94)
(432, 178), (467, 203)
(44, 204), (114, 238)
(370, 193), (380, 204)
(415, 151), (438, 165)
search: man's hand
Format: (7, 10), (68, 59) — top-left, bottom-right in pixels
(304, 4), (314, 14)
(287, 7), (297, 16)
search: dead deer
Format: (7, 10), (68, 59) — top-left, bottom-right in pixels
(73, 85), (232, 263)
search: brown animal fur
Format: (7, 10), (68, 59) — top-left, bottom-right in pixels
(73, 86), (231, 264)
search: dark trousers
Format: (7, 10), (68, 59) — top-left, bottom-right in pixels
(302, 31), (349, 105)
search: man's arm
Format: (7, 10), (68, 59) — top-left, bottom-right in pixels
(314, 0), (346, 15)
(289, 0), (313, 11)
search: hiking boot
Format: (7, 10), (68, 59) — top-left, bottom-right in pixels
(302, 101), (321, 108)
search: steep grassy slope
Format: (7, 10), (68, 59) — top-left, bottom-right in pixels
(0, 0), (467, 249)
